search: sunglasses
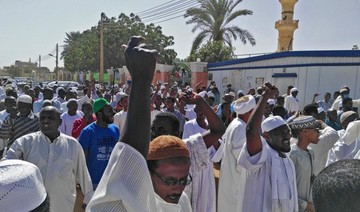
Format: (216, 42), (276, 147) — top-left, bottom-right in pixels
(152, 171), (192, 187)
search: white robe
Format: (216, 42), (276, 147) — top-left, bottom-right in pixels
(238, 138), (299, 212)
(113, 110), (127, 134)
(326, 129), (360, 166)
(59, 111), (83, 136)
(218, 117), (247, 212)
(5, 131), (93, 212)
(309, 126), (339, 175)
(183, 121), (223, 212)
(288, 144), (315, 211)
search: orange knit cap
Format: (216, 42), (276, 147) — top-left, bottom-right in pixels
(148, 135), (190, 160)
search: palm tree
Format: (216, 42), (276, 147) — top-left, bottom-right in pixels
(185, 0), (256, 54)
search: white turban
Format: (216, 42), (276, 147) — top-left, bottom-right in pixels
(232, 95), (256, 115)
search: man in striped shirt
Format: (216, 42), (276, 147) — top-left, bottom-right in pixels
(0, 94), (39, 148)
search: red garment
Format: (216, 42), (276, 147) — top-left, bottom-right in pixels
(72, 114), (97, 139)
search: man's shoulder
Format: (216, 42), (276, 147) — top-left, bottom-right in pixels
(59, 133), (80, 143)
(82, 122), (97, 131)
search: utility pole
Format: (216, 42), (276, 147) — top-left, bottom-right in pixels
(39, 55), (41, 67)
(99, 14), (104, 83)
(55, 43), (59, 80)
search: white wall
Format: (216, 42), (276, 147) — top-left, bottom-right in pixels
(210, 65), (360, 109)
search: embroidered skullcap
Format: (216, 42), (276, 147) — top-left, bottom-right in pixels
(148, 135), (190, 160)
(290, 87), (298, 93)
(0, 159), (47, 211)
(93, 98), (109, 113)
(289, 115), (319, 130)
(267, 99), (276, 106)
(207, 91), (215, 98)
(340, 111), (357, 124)
(317, 107), (325, 114)
(17, 94), (32, 104)
(232, 95), (256, 115)
(261, 116), (287, 133)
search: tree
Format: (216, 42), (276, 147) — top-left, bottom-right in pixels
(187, 41), (235, 63)
(61, 13), (177, 73)
(184, 0), (256, 54)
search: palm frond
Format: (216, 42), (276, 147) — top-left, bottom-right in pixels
(191, 31), (209, 54)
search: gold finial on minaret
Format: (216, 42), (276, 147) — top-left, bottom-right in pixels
(275, 0), (299, 52)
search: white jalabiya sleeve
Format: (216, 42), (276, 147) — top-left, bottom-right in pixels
(342, 121), (360, 145)
(209, 139), (224, 163)
(73, 141), (94, 202)
(86, 142), (158, 212)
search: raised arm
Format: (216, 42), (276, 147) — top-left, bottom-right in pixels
(120, 36), (158, 158)
(246, 83), (276, 156)
(183, 94), (226, 149)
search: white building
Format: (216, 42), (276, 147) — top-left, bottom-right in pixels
(208, 50), (360, 109)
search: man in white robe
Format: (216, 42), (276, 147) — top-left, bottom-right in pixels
(182, 101), (225, 212)
(218, 95), (256, 212)
(238, 83), (298, 212)
(5, 106), (93, 212)
(326, 111), (360, 166)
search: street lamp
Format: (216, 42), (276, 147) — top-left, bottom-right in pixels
(49, 43), (59, 80)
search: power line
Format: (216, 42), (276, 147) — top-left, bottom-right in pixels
(139, 0), (195, 19)
(152, 14), (186, 24)
(141, 1), (200, 22)
(136, 0), (192, 16)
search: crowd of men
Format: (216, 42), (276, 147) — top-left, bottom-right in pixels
(1, 36), (360, 212)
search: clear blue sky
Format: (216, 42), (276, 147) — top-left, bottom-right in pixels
(1, 0), (359, 71)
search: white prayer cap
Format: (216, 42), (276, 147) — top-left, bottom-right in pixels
(261, 116), (287, 133)
(0, 159), (47, 211)
(207, 91), (215, 98)
(317, 107), (325, 114)
(160, 85), (166, 90)
(232, 95), (256, 115)
(340, 111), (357, 124)
(290, 87), (298, 93)
(267, 99), (276, 106)
(115, 92), (129, 103)
(17, 94), (32, 104)
(229, 91), (236, 97)
(198, 91), (207, 98)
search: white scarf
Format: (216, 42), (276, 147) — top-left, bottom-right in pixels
(267, 144), (299, 212)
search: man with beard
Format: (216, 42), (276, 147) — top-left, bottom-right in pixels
(78, 98), (119, 189)
(238, 83), (298, 212)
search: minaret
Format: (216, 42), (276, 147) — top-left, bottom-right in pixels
(275, 0), (299, 51)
